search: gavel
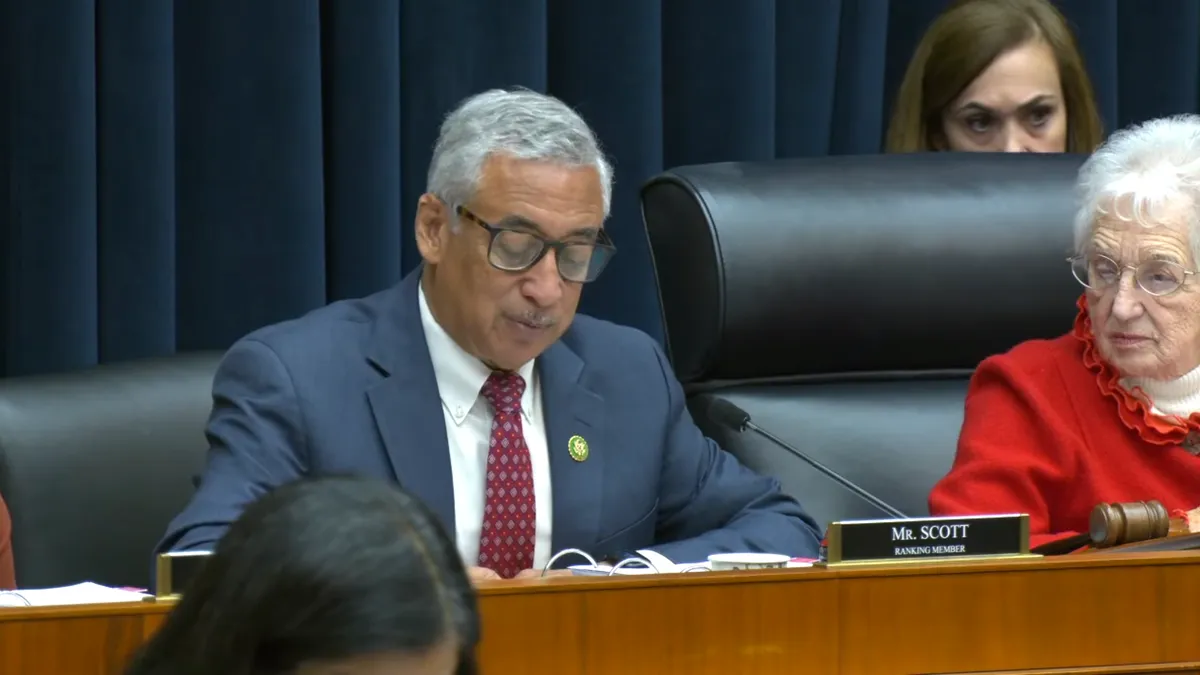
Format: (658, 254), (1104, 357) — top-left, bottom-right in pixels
(1088, 500), (1182, 548)
(1032, 500), (1195, 555)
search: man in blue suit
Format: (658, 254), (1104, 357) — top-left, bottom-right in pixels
(159, 88), (821, 580)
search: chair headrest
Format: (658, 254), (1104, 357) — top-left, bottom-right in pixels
(0, 352), (221, 588)
(641, 152), (1087, 384)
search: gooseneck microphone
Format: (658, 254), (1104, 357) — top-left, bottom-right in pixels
(706, 398), (909, 520)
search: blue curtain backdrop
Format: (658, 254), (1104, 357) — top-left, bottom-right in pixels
(1, 0), (1197, 377)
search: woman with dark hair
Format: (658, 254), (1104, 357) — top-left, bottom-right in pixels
(887, 0), (1103, 154)
(126, 476), (479, 675)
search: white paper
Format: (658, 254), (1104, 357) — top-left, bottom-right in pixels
(0, 582), (150, 607)
(569, 559), (815, 576)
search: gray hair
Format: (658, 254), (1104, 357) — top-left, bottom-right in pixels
(1073, 114), (1200, 260)
(426, 88), (613, 219)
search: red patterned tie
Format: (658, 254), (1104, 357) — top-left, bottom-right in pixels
(478, 371), (536, 578)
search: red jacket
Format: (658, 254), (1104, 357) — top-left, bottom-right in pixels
(0, 493), (13, 589)
(930, 299), (1200, 549)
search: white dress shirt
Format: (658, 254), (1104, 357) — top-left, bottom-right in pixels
(418, 286), (553, 570)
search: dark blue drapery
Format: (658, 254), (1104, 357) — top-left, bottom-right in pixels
(1, 0), (1197, 377)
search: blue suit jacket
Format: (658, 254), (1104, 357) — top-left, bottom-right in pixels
(159, 271), (821, 563)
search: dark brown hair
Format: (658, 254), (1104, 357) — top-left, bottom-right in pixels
(125, 477), (479, 675)
(886, 0), (1102, 153)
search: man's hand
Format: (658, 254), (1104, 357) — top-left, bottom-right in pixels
(467, 566), (501, 584)
(467, 567), (573, 585)
(514, 568), (573, 579)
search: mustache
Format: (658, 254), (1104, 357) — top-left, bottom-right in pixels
(509, 310), (558, 328)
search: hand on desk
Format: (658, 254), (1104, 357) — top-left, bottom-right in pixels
(467, 567), (572, 584)
(514, 569), (572, 580)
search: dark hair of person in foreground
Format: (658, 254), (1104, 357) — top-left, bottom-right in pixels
(125, 476), (480, 675)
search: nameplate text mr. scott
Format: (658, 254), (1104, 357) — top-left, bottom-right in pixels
(821, 514), (1032, 566)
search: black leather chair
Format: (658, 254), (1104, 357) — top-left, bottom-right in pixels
(0, 353), (220, 589)
(642, 153), (1086, 530)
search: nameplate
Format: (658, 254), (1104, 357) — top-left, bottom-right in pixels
(821, 514), (1032, 566)
(155, 550), (212, 599)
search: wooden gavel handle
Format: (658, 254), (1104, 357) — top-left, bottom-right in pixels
(1031, 532), (1091, 555)
(1100, 531), (1200, 553)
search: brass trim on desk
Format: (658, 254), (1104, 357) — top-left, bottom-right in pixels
(818, 552), (1042, 569)
(154, 554), (174, 600)
(154, 550), (212, 600)
(826, 522), (844, 564)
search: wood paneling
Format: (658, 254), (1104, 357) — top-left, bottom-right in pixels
(1, 552), (1198, 674)
(0, 602), (167, 674)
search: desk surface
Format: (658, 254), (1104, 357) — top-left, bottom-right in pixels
(3, 551), (1199, 674)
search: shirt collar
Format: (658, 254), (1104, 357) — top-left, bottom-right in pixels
(418, 283), (536, 425)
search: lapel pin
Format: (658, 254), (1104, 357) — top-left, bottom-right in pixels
(567, 435), (589, 462)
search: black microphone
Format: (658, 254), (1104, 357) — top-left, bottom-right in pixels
(706, 398), (909, 520)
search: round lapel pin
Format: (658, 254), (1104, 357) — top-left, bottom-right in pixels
(567, 435), (589, 462)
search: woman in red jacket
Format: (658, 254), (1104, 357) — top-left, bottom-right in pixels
(930, 115), (1200, 548)
(0, 492), (14, 589)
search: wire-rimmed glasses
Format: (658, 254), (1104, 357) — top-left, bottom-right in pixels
(1068, 253), (1196, 297)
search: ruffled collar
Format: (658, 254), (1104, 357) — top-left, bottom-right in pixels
(1073, 294), (1200, 448)
(1122, 366), (1200, 418)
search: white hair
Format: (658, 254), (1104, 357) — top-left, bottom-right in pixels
(426, 88), (613, 219)
(1074, 114), (1200, 260)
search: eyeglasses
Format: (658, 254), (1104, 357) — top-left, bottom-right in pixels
(1068, 253), (1196, 297)
(456, 206), (616, 283)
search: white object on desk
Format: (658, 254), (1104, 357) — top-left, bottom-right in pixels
(707, 552), (791, 570)
(0, 582), (150, 607)
(570, 556), (814, 576)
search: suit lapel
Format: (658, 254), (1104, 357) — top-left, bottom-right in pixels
(361, 271), (608, 556)
(540, 339), (606, 555)
(364, 271), (457, 535)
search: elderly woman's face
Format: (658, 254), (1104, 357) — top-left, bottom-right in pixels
(1086, 203), (1200, 380)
